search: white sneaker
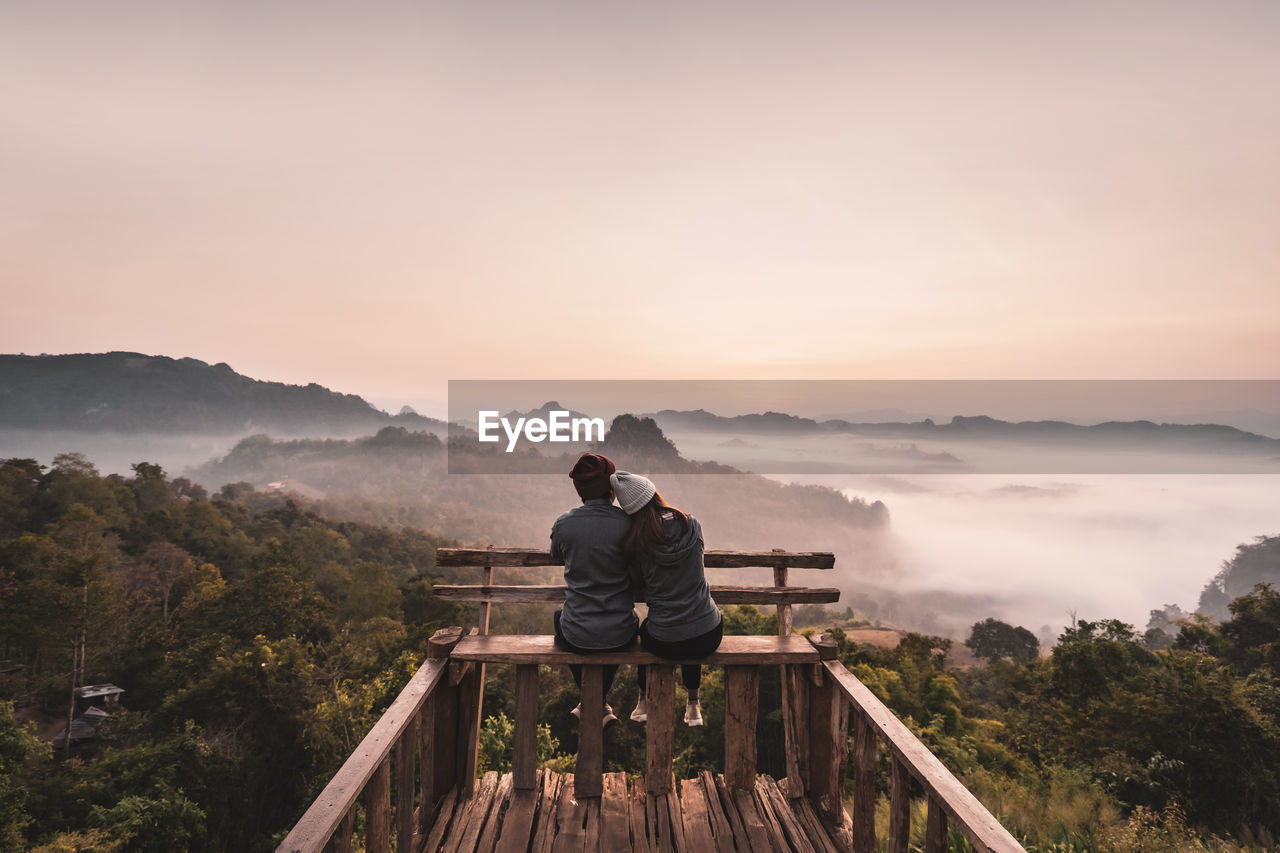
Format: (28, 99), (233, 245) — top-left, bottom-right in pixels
(684, 699), (703, 727)
(630, 698), (648, 723)
(572, 702), (617, 725)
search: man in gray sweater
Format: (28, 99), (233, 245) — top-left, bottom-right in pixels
(550, 452), (639, 725)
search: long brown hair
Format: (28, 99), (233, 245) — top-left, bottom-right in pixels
(622, 491), (689, 558)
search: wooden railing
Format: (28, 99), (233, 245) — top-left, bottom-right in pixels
(807, 636), (1025, 853)
(277, 627), (470, 853)
(277, 545), (1026, 853)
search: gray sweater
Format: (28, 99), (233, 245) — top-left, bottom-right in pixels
(631, 513), (721, 642)
(549, 498), (638, 649)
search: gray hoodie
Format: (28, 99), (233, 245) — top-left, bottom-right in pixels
(550, 498), (638, 649)
(632, 513), (721, 642)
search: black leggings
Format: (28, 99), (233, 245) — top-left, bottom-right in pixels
(553, 609), (636, 692)
(637, 617), (723, 693)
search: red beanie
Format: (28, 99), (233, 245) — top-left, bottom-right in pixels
(569, 453), (615, 499)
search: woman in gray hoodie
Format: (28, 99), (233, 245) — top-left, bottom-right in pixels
(610, 471), (723, 727)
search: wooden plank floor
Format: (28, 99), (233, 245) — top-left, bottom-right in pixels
(418, 770), (847, 853)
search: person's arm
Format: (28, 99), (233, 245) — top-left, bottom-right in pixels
(549, 521), (564, 563)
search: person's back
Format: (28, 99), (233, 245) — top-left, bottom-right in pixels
(631, 512), (720, 642)
(551, 498), (636, 648)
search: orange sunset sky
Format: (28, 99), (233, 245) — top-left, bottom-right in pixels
(3, 1), (1279, 416)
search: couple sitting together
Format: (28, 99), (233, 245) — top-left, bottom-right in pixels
(550, 452), (722, 727)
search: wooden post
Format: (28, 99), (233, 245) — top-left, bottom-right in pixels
(577, 664), (605, 798)
(774, 557), (805, 797)
(427, 628), (463, 810)
(724, 665), (759, 791)
(646, 664), (676, 795)
(925, 796), (948, 853)
(395, 716), (416, 853)
(851, 710), (878, 853)
(889, 757), (911, 853)
(455, 662), (480, 799)
(365, 756), (391, 853)
(513, 664), (539, 790)
(806, 662), (846, 820)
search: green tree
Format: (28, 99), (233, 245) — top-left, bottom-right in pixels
(966, 617), (1040, 663)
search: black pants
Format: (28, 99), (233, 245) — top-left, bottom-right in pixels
(637, 617), (724, 693)
(553, 609), (636, 693)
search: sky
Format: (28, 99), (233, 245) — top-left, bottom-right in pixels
(3, 0), (1280, 417)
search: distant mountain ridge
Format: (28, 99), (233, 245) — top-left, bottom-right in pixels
(0, 352), (446, 435)
(647, 408), (1280, 452)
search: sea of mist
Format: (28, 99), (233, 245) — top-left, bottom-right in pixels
(780, 473), (1280, 643)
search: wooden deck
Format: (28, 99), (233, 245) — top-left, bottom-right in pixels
(420, 770), (848, 853)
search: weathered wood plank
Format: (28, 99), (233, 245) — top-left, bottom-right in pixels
(680, 778), (718, 853)
(890, 758), (911, 853)
(731, 788), (772, 853)
(450, 771), (498, 853)
(664, 791), (687, 852)
(495, 775), (539, 853)
(476, 772), (513, 853)
(432, 584), (842, 605)
(530, 771), (561, 853)
(760, 775), (815, 853)
(750, 779), (790, 853)
(366, 757), (391, 853)
(629, 780), (648, 851)
(583, 799), (600, 853)
(724, 666), (759, 791)
(450, 634), (820, 665)
(822, 660), (1026, 853)
(417, 787), (457, 853)
(575, 666), (604, 799)
(698, 772), (736, 853)
(551, 776), (587, 853)
(645, 665), (676, 796)
(513, 665), (539, 790)
(278, 658), (448, 853)
(601, 772), (631, 853)
(437, 547), (835, 569)
(715, 774), (752, 853)
(793, 795), (842, 853)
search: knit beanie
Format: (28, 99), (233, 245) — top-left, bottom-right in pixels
(569, 453), (615, 500)
(610, 471), (657, 515)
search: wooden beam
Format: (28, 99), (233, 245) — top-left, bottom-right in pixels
(725, 665), (759, 791)
(437, 547), (835, 569)
(512, 665), (539, 790)
(851, 710), (878, 853)
(645, 665), (676, 796)
(365, 757), (391, 853)
(576, 666), (604, 798)
(395, 716), (416, 853)
(431, 584), (842, 605)
(890, 757), (911, 853)
(806, 668), (845, 820)
(926, 796), (948, 853)
(449, 634), (820, 665)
